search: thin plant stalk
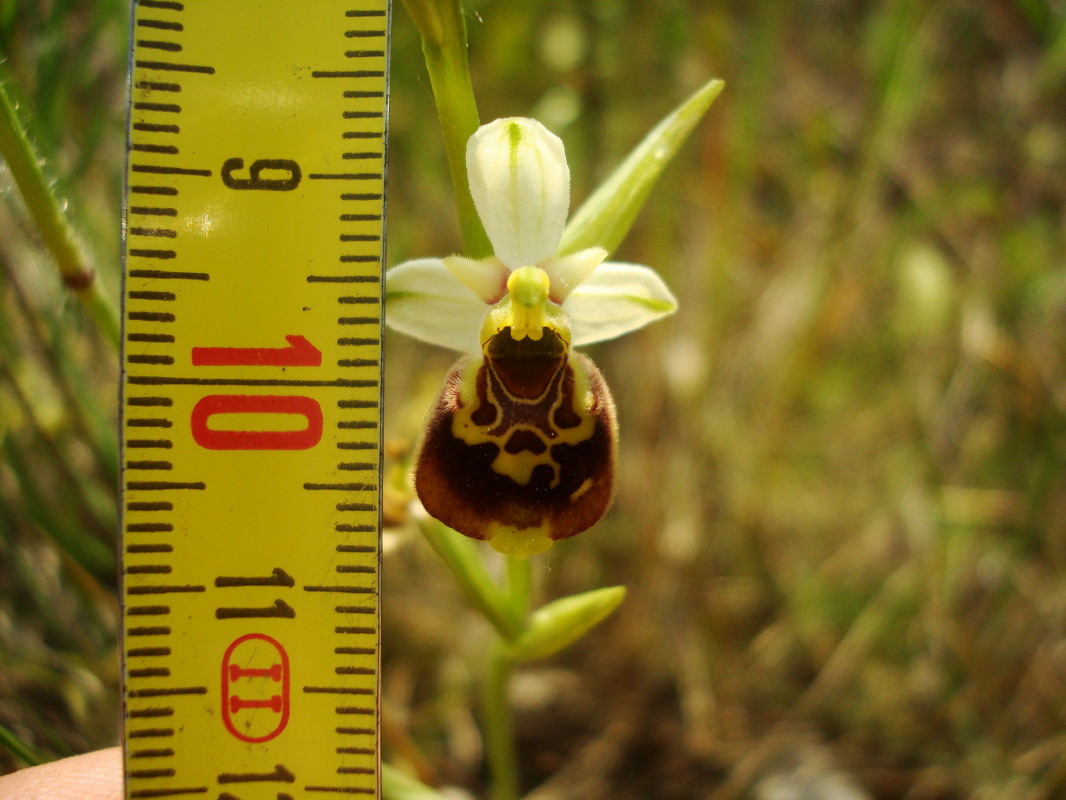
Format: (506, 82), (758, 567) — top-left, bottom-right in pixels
(399, 0), (491, 258)
(418, 520), (529, 798)
(0, 67), (119, 348)
(505, 554), (532, 619)
(482, 555), (532, 800)
(483, 641), (519, 800)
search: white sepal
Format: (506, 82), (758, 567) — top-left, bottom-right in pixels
(384, 258), (488, 352)
(466, 117), (569, 269)
(563, 262), (678, 346)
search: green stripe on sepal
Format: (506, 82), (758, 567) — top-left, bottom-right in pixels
(507, 585), (627, 662)
(558, 78), (725, 257)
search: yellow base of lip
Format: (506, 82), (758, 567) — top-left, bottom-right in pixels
(486, 522), (554, 559)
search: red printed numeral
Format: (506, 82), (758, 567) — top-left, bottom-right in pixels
(221, 633), (290, 743)
(189, 335), (324, 451)
(192, 334), (322, 367)
(191, 394), (322, 450)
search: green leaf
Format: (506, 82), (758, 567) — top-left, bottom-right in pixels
(508, 585), (626, 662)
(558, 78), (725, 257)
(381, 763), (448, 800)
(417, 516), (526, 641)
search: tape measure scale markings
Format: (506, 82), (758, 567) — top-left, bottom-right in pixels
(121, 2), (389, 798)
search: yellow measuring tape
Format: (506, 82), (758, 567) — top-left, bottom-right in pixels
(121, 1), (388, 797)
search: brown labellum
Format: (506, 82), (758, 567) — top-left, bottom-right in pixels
(414, 326), (617, 556)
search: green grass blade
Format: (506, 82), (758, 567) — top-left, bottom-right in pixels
(0, 721), (45, 767)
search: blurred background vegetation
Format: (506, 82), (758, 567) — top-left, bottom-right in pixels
(2, 0), (1066, 798)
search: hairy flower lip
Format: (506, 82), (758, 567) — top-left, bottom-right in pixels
(384, 117), (677, 353)
(414, 350), (617, 555)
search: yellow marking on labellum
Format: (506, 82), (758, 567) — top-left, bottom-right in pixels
(451, 335), (596, 488)
(569, 478), (593, 502)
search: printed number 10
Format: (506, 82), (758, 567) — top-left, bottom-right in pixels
(189, 335), (323, 451)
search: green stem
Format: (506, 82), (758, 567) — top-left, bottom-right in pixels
(484, 642), (519, 800)
(483, 555), (533, 800)
(505, 554), (532, 620)
(400, 0), (491, 257)
(0, 65), (119, 348)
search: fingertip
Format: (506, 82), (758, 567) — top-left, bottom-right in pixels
(0, 747), (123, 800)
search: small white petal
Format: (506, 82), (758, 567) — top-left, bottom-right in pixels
(544, 247), (607, 302)
(385, 258), (487, 352)
(443, 255), (509, 303)
(562, 262), (678, 346)
(467, 117), (569, 268)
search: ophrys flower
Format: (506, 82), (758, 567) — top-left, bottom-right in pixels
(387, 118), (677, 558)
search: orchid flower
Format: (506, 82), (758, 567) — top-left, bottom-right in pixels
(386, 117), (677, 558)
